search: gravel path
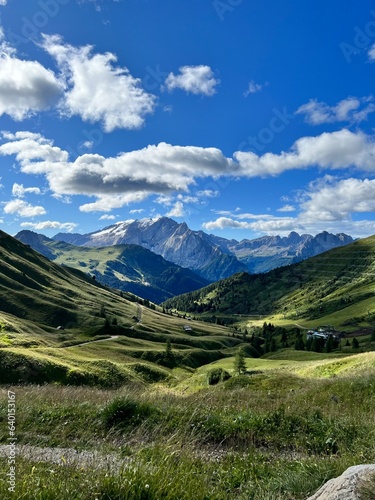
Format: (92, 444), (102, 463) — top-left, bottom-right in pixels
(0, 444), (130, 471)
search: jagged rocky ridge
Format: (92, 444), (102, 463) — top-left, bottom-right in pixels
(52, 217), (353, 280)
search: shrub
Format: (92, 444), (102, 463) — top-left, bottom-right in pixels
(207, 367), (231, 385)
(224, 374), (261, 390)
(100, 396), (157, 429)
(132, 363), (170, 383)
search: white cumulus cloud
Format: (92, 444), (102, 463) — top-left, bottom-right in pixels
(234, 129), (375, 177)
(204, 175), (375, 237)
(164, 65), (219, 96)
(0, 54), (62, 120)
(42, 35), (156, 132)
(3, 199), (46, 217)
(12, 183), (41, 197)
(166, 201), (186, 218)
(79, 192), (150, 212)
(301, 177), (375, 221)
(0, 134), (234, 208)
(3, 128), (375, 215)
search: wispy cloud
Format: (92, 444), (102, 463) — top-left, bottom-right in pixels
(368, 43), (375, 61)
(99, 214), (116, 220)
(296, 96), (375, 125)
(20, 221), (77, 232)
(244, 80), (267, 97)
(277, 204), (296, 212)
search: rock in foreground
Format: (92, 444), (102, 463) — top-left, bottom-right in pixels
(307, 464), (375, 500)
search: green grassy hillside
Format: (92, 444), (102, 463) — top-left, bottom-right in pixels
(15, 230), (209, 303)
(0, 230), (239, 386)
(163, 235), (375, 330)
(1, 348), (375, 499)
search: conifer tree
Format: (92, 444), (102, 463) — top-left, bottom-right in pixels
(234, 348), (246, 375)
(325, 335), (333, 353)
(270, 337), (277, 352)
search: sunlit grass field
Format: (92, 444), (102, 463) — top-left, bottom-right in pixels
(1, 348), (375, 499)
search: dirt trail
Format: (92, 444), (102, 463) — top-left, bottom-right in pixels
(0, 444), (129, 471)
(69, 335), (119, 348)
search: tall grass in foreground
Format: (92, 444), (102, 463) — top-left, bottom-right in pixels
(0, 366), (374, 499)
(0, 453), (353, 500)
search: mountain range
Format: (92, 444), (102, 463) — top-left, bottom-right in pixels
(6, 223), (372, 335)
(52, 217), (353, 279)
(15, 230), (209, 304)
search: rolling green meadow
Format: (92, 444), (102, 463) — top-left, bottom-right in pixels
(1, 231), (375, 499)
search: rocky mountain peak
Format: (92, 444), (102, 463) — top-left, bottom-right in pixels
(50, 218), (354, 280)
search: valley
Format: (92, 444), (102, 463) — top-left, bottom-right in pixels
(1, 229), (375, 499)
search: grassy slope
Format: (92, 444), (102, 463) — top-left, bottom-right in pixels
(0, 230), (239, 385)
(163, 235), (375, 330)
(1, 347), (375, 499)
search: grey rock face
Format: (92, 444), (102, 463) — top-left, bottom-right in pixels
(53, 217), (248, 282)
(306, 464), (375, 500)
(224, 231), (353, 273)
(51, 218), (353, 281)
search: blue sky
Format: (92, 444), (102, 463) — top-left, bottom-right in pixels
(0, 0), (375, 241)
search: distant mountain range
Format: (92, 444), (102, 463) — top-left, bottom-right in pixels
(51, 217), (353, 279)
(220, 230), (354, 273)
(15, 230), (209, 304)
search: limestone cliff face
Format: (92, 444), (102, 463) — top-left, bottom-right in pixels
(52, 218), (353, 281)
(54, 217), (248, 282)
(222, 230), (354, 273)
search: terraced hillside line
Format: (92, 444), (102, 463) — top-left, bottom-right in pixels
(0, 445), (130, 472)
(69, 335), (120, 348)
(137, 304), (143, 323)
